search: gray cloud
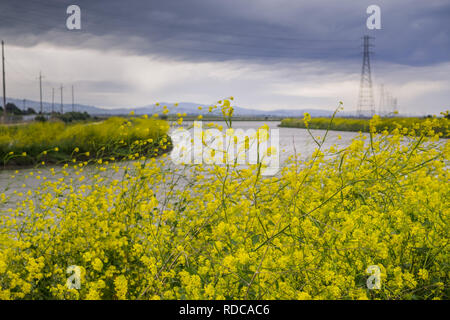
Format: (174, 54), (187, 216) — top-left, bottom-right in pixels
(0, 0), (448, 115)
(0, 0), (448, 65)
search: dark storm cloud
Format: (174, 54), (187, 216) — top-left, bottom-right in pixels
(0, 0), (448, 65)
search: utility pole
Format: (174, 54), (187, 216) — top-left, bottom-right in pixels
(51, 88), (55, 113)
(1, 40), (6, 121)
(71, 85), (74, 112)
(378, 84), (384, 116)
(60, 84), (64, 114)
(23, 99), (26, 111)
(356, 35), (375, 117)
(39, 72), (43, 114)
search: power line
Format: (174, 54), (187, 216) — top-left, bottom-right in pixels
(4, 56), (37, 81)
(145, 43), (360, 60)
(159, 35), (360, 52)
(0, 8), (358, 44)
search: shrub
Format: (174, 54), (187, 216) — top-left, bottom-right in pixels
(280, 116), (449, 138)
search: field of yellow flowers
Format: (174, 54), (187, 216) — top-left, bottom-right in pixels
(281, 114), (450, 138)
(0, 100), (448, 300)
(0, 117), (170, 166)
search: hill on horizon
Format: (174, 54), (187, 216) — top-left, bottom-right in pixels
(1, 97), (335, 118)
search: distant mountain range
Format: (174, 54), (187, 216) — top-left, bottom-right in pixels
(1, 97), (336, 118)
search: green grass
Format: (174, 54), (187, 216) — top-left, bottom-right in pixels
(280, 116), (449, 138)
(0, 117), (171, 167)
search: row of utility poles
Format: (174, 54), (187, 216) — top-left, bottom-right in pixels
(1, 40), (76, 122)
(44, 82), (75, 114)
(48, 83), (75, 114)
(30, 73), (75, 114)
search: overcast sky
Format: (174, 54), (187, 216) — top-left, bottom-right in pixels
(0, 0), (449, 115)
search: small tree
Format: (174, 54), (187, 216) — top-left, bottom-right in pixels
(26, 107), (37, 115)
(5, 103), (23, 115)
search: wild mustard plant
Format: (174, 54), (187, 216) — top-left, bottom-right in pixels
(0, 99), (448, 300)
(0, 117), (170, 166)
(281, 114), (449, 138)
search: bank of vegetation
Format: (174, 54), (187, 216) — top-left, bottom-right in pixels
(280, 115), (449, 138)
(0, 117), (171, 167)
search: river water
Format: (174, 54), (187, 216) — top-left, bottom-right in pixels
(0, 121), (361, 201)
(180, 120), (360, 164)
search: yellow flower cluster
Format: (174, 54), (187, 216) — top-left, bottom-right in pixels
(0, 101), (448, 300)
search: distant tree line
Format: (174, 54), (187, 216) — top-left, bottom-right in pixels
(35, 111), (93, 123)
(0, 103), (37, 115)
(0, 102), (94, 124)
(54, 111), (92, 123)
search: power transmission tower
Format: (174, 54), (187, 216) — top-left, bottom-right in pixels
(38, 72), (44, 114)
(71, 85), (74, 112)
(386, 92), (392, 113)
(378, 84), (385, 116)
(60, 85), (64, 113)
(392, 97), (398, 114)
(357, 35), (375, 117)
(384, 92), (398, 116)
(23, 99), (26, 111)
(1, 40), (6, 121)
(52, 88), (55, 113)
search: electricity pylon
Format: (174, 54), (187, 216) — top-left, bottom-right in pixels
(357, 35), (375, 117)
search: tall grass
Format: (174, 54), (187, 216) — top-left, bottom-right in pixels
(0, 100), (448, 300)
(280, 116), (449, 138)
(0, 117), (171, 166)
